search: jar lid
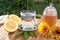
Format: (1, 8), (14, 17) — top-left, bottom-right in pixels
(43, 3), (57, 16)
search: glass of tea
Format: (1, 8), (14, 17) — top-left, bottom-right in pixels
(19, 10), (37, 31)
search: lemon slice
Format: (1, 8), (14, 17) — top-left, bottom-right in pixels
(4, 20), (18, 32)
(9, 14), (21, 24)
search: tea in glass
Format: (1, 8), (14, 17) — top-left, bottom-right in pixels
(19, 10), (37, 31)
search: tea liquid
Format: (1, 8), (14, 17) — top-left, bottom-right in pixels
(43, 15), (57, 27)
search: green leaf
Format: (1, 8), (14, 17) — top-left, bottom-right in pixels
(24, 31), (30, 40)
(15, 31), (24, 38)
(28, 31), (36, 37)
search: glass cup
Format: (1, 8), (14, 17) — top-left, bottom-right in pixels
(19, 10), (37, 31)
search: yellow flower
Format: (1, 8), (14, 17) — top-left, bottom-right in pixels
(37, 21), (50, 35)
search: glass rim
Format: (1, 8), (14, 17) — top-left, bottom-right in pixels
(20, 10), (36, 13)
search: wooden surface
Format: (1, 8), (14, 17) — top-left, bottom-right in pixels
(0, 25), (10, 40)
(0, 19), (59, 40)
(9, 30), (56, 40)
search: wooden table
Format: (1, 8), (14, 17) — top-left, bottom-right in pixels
(9, 30), (56, 40)
(0, 19), (58, 40)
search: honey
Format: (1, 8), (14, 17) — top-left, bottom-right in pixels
(43, 15), (57, 27)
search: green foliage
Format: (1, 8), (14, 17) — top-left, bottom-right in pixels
(35, 0), (60, 3)
(0, 0), (27, 16)
(27, 0), (35, 10)
(24, 31), (30, 40)
(28, 31), (36, 37)
(16, 31), (24, 38)
(0, 0), (60, 18)
(15, 31), (36, 40)
(0, 0), (35, 16)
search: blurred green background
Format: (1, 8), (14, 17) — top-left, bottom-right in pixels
(0, 0), (60, 18)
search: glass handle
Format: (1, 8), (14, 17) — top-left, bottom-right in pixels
(36, 14), (42, 18)
(36, 14), (43, 24)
